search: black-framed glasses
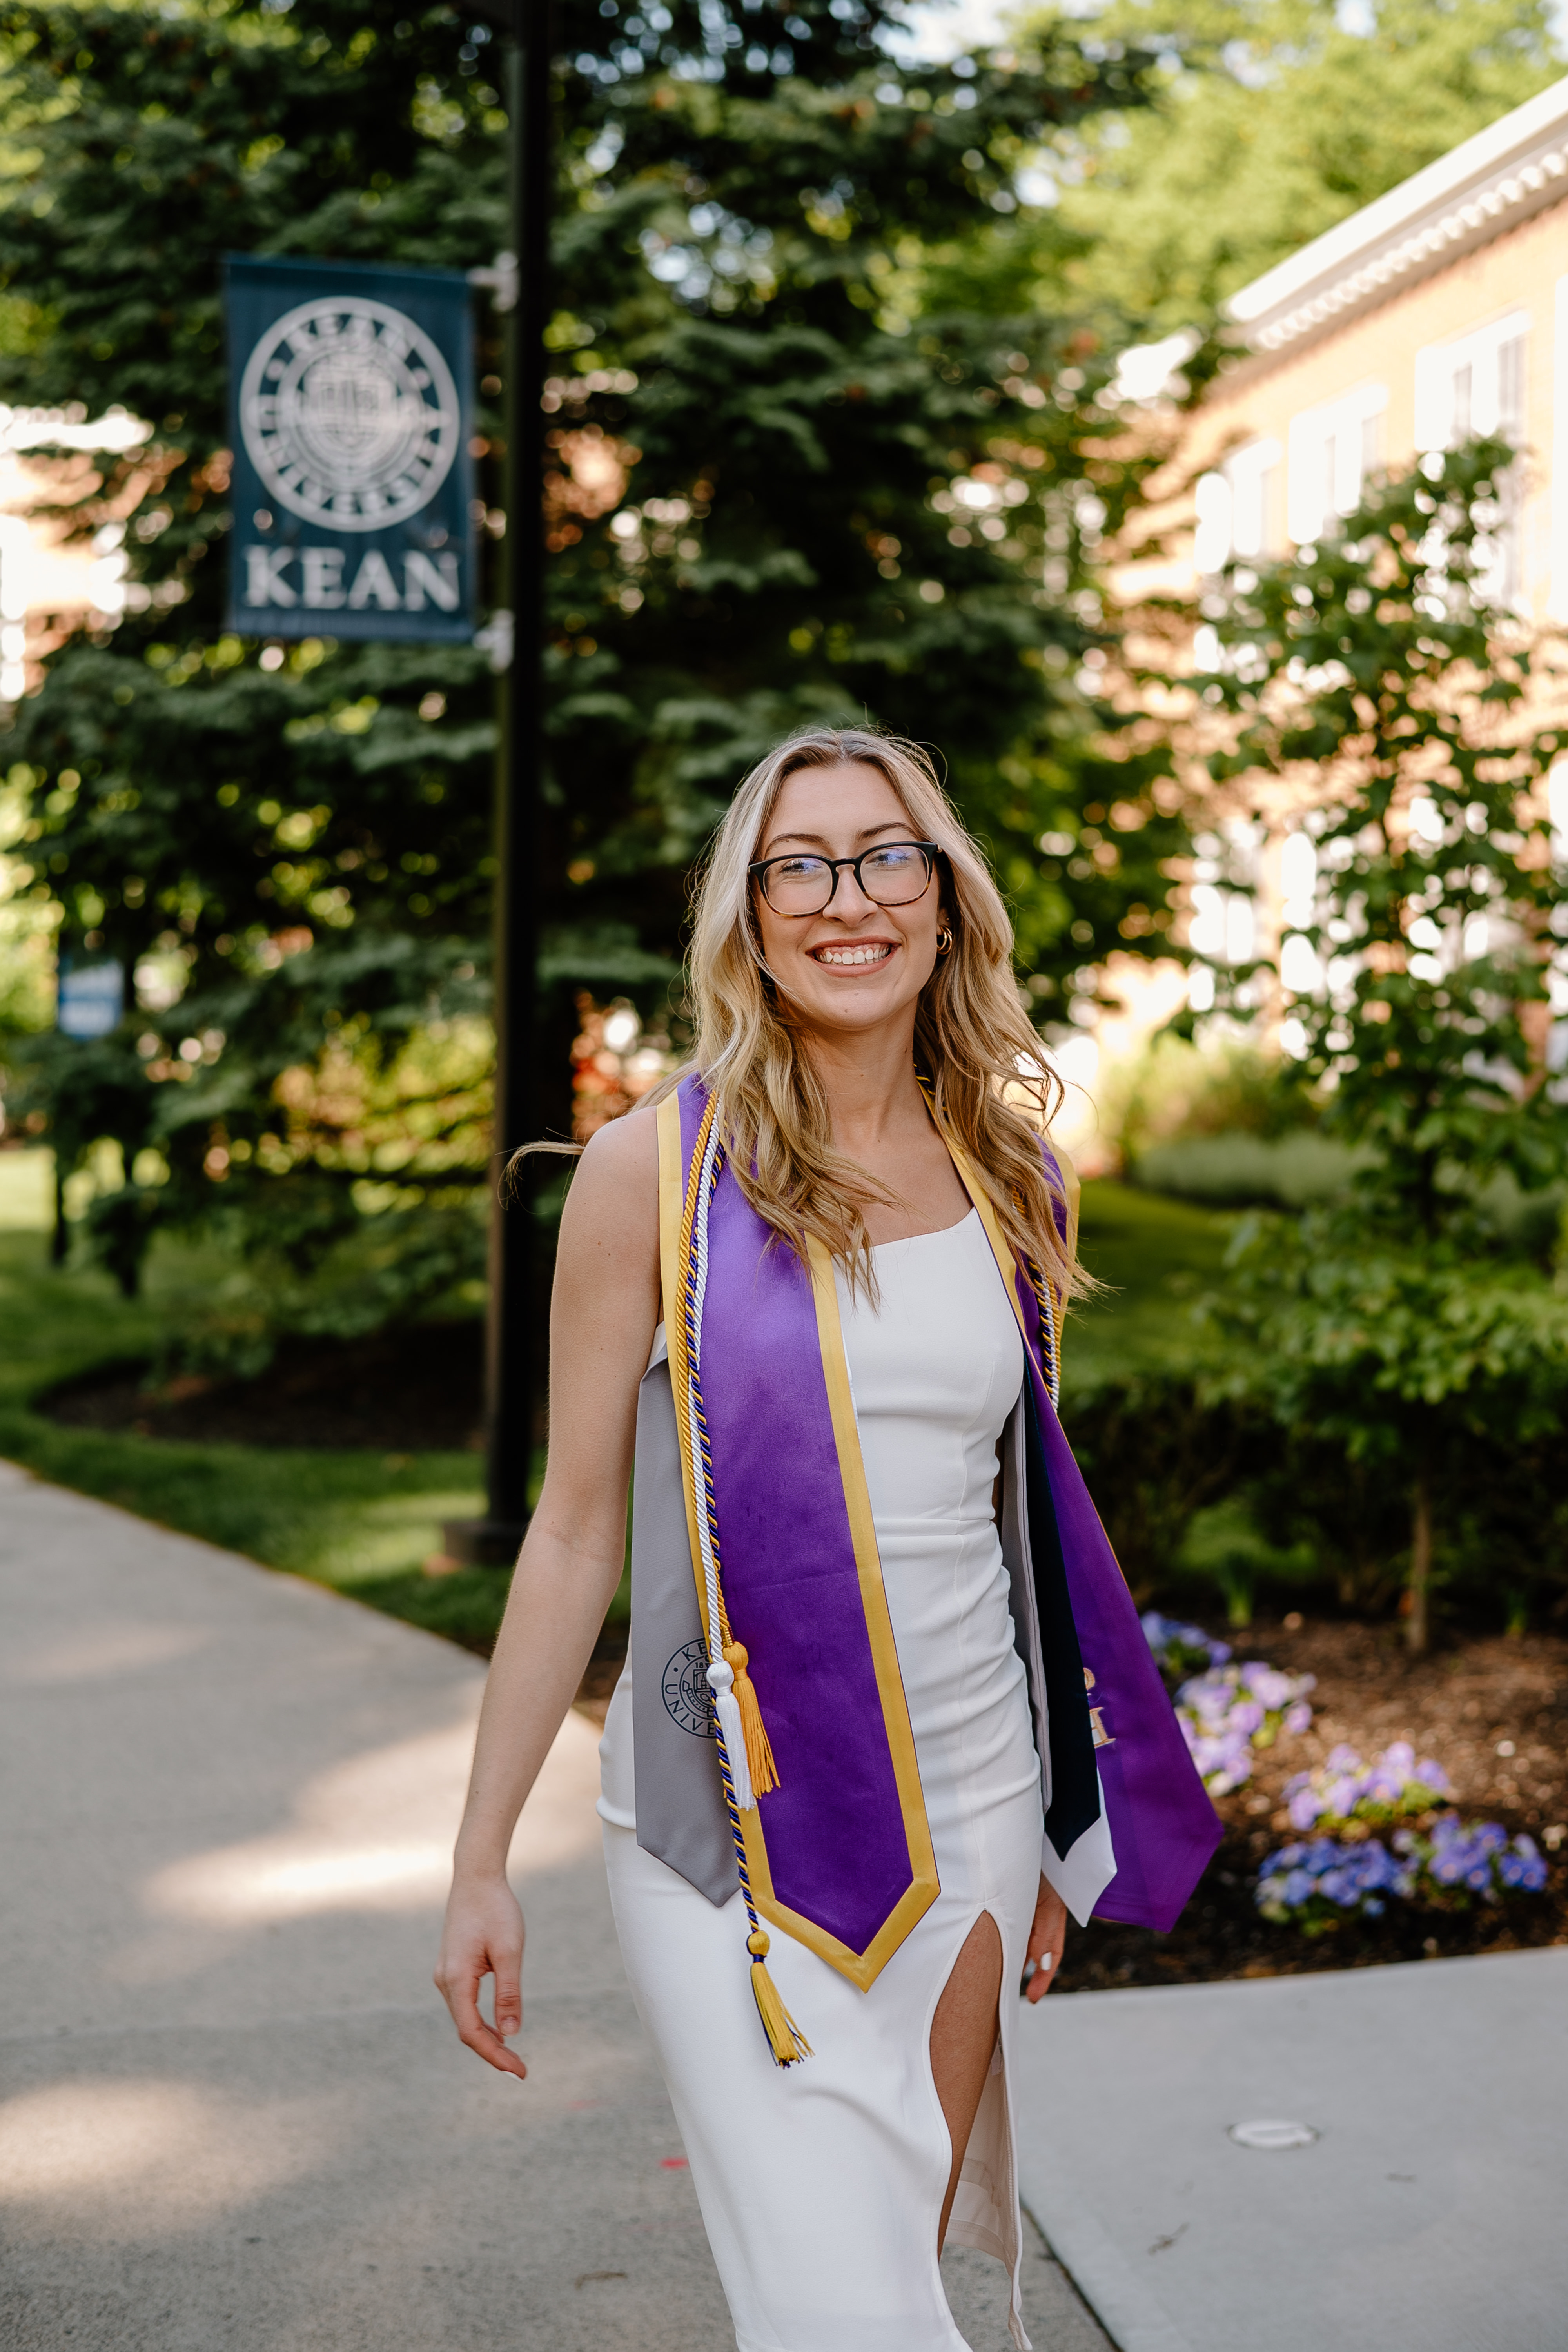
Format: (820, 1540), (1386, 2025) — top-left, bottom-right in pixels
(749, 839), (940, 918)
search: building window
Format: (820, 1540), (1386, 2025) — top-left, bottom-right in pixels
(1414, 311), (1528, 453)
(1415, 311), (1528, 608)
(1193, 436), (1282, 574)
(1286, 383), (1388, 546)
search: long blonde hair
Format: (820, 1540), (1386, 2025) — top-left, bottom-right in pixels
(665, 724), (1082, 1303)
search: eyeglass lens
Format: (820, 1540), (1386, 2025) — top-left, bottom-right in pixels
(762, 843), (931, 915)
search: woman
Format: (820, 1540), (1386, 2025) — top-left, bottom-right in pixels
(436, 726), (1217, 2352)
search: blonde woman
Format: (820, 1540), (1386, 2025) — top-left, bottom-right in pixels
(436, 726), (1216, 2350)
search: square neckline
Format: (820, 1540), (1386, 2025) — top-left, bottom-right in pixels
(868, 1205), (980, 1253)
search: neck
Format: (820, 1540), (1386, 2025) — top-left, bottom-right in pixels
(796, 1012), (927, 1155)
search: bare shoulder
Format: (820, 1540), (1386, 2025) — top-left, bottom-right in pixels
(568, 1102), (659, 1207)
(555, 1103), (661, 1275)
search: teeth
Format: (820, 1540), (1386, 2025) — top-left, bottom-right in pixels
(814, 944), (892, 967)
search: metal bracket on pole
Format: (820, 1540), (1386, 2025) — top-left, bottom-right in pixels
(468, 250), (520, 314)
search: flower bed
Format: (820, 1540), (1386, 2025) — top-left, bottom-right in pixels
(1283, 1740), (1451, 1832)
(1256, 1814), (1549, 1935)
(1142, 1612), (1316, 1796)
(1056, 1617), (1567, 1993)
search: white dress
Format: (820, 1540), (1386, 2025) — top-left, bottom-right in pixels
(597, 1209), (1044, 2352)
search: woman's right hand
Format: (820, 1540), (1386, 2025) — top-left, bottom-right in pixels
(434, 1873), (528, 2079)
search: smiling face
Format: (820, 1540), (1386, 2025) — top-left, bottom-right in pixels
(750, 761), (945, 1044)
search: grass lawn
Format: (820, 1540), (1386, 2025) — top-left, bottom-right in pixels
(0, 1148), (1229, 1652)
(0, 1149), (503, 1651)
(1064, 1178), (1234, 1390)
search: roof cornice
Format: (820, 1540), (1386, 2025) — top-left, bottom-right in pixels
(1227, 74), (1568, 355)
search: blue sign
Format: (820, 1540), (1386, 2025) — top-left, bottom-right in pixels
(57, 955), (124, 1039)
(224, 255), (475, 642)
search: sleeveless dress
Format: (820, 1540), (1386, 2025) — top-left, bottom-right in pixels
(597, 1209), (1045, 2352)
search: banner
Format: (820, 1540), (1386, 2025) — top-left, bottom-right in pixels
(224, 255), (475, 643)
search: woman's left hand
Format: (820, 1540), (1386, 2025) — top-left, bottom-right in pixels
(1023, 1874), (1068, 2003)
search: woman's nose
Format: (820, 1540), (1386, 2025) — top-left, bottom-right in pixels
(824, 865), (875, 918)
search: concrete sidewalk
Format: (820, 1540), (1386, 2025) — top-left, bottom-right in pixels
(1015, 1938), (1568, 2352)
(0, 1459), (1105, 2352)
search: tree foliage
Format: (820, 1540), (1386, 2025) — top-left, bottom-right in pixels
(532, 8), (1192, 1009)
(0, 0), (1196, 1318)
(0, 1), (508, 1314)
(1042, 0), (1563, 333)
(1190, 442), (1568, 1644)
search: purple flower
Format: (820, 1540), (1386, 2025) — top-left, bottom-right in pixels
(1499, 1840), (1548, 1893)
(1283, 1700), (1313, 1735)
(1415, 1759), (1453, 1793)
(1143, 1612), (1232, 1671)
(1289, 1788), (1323, 1830)
(1327, 1744), (1362, 1773)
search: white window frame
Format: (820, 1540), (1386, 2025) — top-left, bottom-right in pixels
(1194, 436), (1282, 575)
(1550, 281), (1568, 621)
(1415, 309), (1530, 610)
(1286, 382), (1388, 546)
(1414, 309), (1529, 454)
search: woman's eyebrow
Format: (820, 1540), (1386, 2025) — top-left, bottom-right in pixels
(760, 821), (908, 855)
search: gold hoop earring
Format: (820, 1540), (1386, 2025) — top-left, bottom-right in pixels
(936, 924), (954, 956)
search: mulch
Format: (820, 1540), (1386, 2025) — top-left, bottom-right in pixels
(1055, 1614), (1568, 1991)
(40, 1322), (486, 1454)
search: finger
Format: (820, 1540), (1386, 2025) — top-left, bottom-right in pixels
(465, 2015), (529, 2078)
(438, 1961), (528, 2079)
(493, 1946), (523, 2042)
(1024, 1952), (1056, 2002)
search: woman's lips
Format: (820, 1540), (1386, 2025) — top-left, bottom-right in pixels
(808, 940), (896, 969)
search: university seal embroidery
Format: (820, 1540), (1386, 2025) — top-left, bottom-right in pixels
(239, 296), (461, 532)
(661, 1638), (716, 1739)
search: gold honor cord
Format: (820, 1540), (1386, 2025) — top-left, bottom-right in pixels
(673, 1094), (806, 2068)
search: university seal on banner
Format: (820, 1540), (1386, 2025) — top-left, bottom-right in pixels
(662, 1638), (716, 1739)
(238, 295), (461, 532)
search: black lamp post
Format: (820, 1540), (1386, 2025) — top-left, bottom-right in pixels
(443, 0), (552, 1567)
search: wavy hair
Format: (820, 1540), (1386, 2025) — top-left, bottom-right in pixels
(657, 724), (1083, 1303)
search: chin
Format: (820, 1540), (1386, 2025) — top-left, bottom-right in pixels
(797, 978), (910, 1023)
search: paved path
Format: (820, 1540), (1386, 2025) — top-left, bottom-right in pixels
(1015, 1944), (1568, 2352)
(22, 1452), (1553, 2352)
(0, 1460), (1105, 2352)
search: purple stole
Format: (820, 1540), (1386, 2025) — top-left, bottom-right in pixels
(650, 1077), (1218, 1993)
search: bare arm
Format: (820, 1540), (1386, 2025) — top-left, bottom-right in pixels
(434, 1107), (661, 2076)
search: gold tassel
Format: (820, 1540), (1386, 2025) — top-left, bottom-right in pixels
(747, 1929), (811, 2066)
(723, 1639), (779, 1797)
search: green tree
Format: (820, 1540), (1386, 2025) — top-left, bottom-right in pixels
(0, 1), (509, 1318)
(1040, 0), (1563, 334)
(0, 0), (1193, 1325)
(533, 15), (1192, 1024)
(1193, 440), (1568, 1648)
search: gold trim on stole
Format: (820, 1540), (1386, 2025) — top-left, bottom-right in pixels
(656, 1093), (712, 1648)
(653, 1091), (939, 1991)
(944, 1137), (1051, 1369)
(946, 1134), (1136, 1601)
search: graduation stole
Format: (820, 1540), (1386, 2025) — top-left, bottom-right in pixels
(657, 1075), (1220, 2067)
